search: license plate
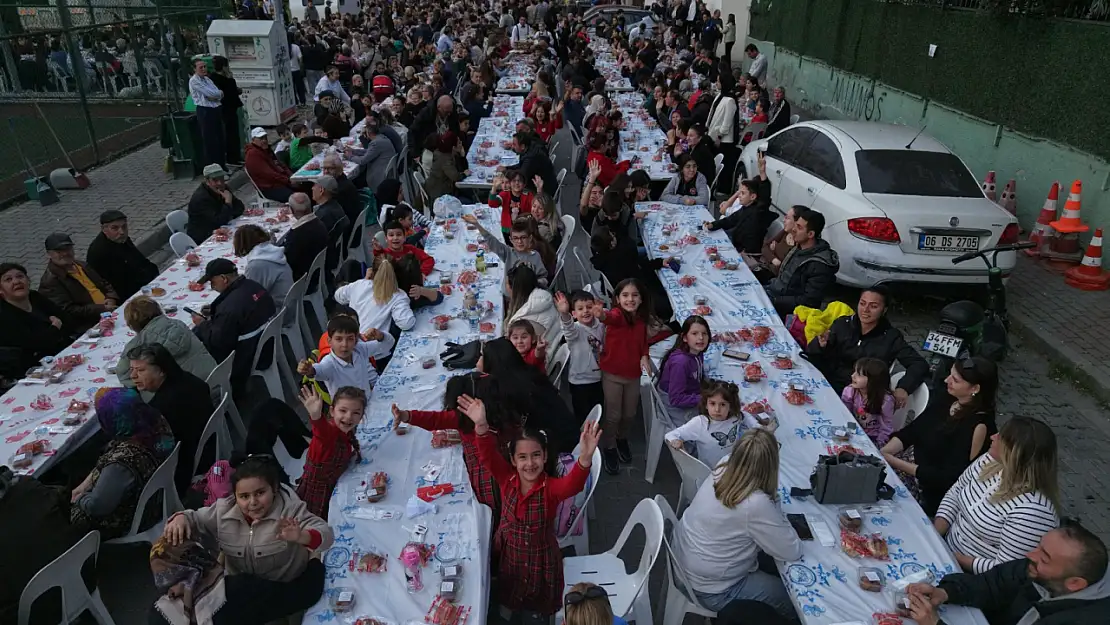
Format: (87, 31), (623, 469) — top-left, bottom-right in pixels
(918, 234), (980, 252)
(923, 331), (963, 357)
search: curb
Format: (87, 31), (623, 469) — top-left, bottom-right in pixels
(1010, 309), (1110, 406)
(133, 168), (253, 257)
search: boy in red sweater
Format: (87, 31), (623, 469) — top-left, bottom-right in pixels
(490, 171), (534, 243)
(374, 220), (435, 276)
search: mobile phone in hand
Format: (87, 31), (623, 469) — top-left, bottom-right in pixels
(183, 306), (207, 319)
(787, 513), (814, 541)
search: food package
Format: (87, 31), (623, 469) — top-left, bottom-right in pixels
(743, 362), (766, 383)
(840, 529), (889, 560)
(784, 385), (812, 406)
(839, 506), (864, 532)
(348, 550), (388, 573)
(330, 587), (357, 612)
(771, 353), (794, 369)
(858, 567), (884, 592)
(425, 596), (471, 625)
(872, 613), (903, 625)
(678, 275), (696, 287)
(431, 429), (462, 448)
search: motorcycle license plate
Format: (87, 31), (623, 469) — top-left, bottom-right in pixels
(923, 331), (963, 358)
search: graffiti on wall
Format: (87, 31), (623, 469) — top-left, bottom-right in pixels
(829, 74), (883, 122)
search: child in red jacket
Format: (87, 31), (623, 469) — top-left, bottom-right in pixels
(374, 220), (435, 275)
(296, 385), (365, 518)
(598, 278), (653, 475)
(457, 394), (600, 617)
(490, 171), (534, 242)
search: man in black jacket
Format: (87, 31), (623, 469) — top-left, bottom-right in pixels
(806, 286), (930, 404)
(705, 177), (776, 255)
(191, 258), (276, 394)
(39, 233), (119, 333)
(85, 210), (158, 300)
(278, 192), (328, 280)
(765, 209), (839, 316)
(505, 131), (557, 194)
(904, 523), (1110, 625)
(409, 95), (460, 164)
(187, 164), (245, 244)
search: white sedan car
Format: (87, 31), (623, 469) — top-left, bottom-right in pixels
(737, 121), (1019, 287)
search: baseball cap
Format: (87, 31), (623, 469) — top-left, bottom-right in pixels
(250, 127), (268, 139)
(99, 209), (127, 224)
(198, 258), (237, 283)
(202, 163), (228, 179)
(44, 233), (74, 251)
(314, 175), (338, 193)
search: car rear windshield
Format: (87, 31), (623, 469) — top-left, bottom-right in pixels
(855, 150), (982, 197)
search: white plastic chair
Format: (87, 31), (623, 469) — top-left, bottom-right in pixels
(165, 209), (189, 234)
(641, 381), (669, 484)
(740, 122), (768, 145)
(281, 275), (310, 368)
(557, 214), (576, 264)
(302, 250), (329, 340)
(204, 353), (247, 446)
(713, 152), (724, 171)
(547, 341), (570, 387)
(668, 445), (711, 513)
(247, 311), (295, 402)
(553, 167), (568, 207)
(583, 403), (603, 520)
(346, 208), (368, 265)
(562, 497), (664, 624)
(169, 232), (197, 257)
(274, 437), (305, 483)
(378, 203), (395, 226)
(890, 371), (929, 431)
(789, 113), (800, 125)
(653, 495), (717, 625)
(193, 393), (233, 479)
(18, 530), (116, 625)
(558, 447), (601, 556)
(106, 443), (183, 545)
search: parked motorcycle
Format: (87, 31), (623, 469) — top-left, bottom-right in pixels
(923, 242), (1035, 389)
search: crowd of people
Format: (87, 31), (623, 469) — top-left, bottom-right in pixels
(1, 1), (1108, 625)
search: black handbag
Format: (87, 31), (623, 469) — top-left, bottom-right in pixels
(809, 451), (891, 504)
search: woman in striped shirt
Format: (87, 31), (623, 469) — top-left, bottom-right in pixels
(934, 416), (1060, 574)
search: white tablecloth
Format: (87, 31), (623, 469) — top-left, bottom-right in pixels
(614, 93), (672, 182)
(639, 203), (988, 625)
(495, 57), (535, 94)
(303, 204), (503, 625)
(591, 50), (633, 92)
(0, 202), (294, 476)
(458, 96), (524, 190)
(291, 143), (360, 184)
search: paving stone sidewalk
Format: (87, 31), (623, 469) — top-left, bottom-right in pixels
(0, 144), (201, 279)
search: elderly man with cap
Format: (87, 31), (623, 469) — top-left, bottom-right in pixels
(311, 175), (350, 234)
(187, 164), (246, 245)
(38, 233), (119, 333)
(85, 210), (158, 300)
(191, 258), (276, 394)
(320, 154), (360, 223)
(278, 192), (329, 280)
(243, 127), (297, 203)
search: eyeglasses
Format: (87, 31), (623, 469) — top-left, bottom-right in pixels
(510, 235), (530, 243)
(564, 585), (608, 608)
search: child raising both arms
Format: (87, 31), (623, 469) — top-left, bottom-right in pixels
(297, 315), (395, 396)
(456, 394), (601, 618)
(461, 215), (549, 296)
(507, 319), (548, 373)
(598, 278), (654, 475)
(554, 290), (605, 425)
(296, 385), (366, 518)
(665, 380), (773, 468)
(656, 315), (711, 427)
(840, 357), (895, 447)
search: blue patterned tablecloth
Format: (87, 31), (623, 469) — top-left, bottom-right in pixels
(303, 204), (502, 625)
(639, 203), (988, 625)
(458, 96), (524, 190)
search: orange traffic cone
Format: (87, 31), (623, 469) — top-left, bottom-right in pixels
(1025, 182), (1058, 257)
(999, 179), (1017, 218)
(1064, 228), (1110, 291)
(1050, 180), (1090, 234)
(981, 171), (997, 201)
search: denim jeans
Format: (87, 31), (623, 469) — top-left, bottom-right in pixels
(693, 570), (800, 623)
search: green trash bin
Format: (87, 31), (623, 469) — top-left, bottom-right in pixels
(161, 111), (204, 177)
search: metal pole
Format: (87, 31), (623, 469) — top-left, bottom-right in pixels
(0, 15), (22, 92)
(57, 0), (101, 162)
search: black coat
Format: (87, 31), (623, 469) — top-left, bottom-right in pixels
(192, 276), (276, 389)
(0, 292), (73, 380)
(508, 142), (557, 194)
(149, 370), (216, 493)
(709, 203), (777, 255)
(187, 183), (245, 245)
(279, 216), (329, 280)
(805, 315), (930, 394)
(937, 557), (1110, 625)
(409, 106), (460, 162)
(39, 261), (118, 333)
(333, 174), (361, 224)
(766, 99), (792, 137)
(86, 232), (158, 300)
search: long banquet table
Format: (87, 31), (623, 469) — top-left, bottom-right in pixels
(457, 95), (524, 190)
(0, 201), (294, 476)
(303, 203), (501, 625)
(638, 202), (988, 625)
(613, 92), (673, 182)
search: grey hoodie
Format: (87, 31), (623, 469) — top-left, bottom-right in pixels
(244, 242), (294, 310)
(765, 238), (840, 315)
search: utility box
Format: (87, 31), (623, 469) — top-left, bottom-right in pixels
(206, 19), (296, 127)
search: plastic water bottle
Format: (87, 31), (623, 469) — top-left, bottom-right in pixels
(475, 249), (486, 273)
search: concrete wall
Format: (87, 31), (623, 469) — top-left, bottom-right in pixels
(747, 38), (1110, 253)
(716, 0), (752, 68)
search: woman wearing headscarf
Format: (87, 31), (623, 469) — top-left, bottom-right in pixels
(70, 388), (176, 539)
(128, 343), (217, 493)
